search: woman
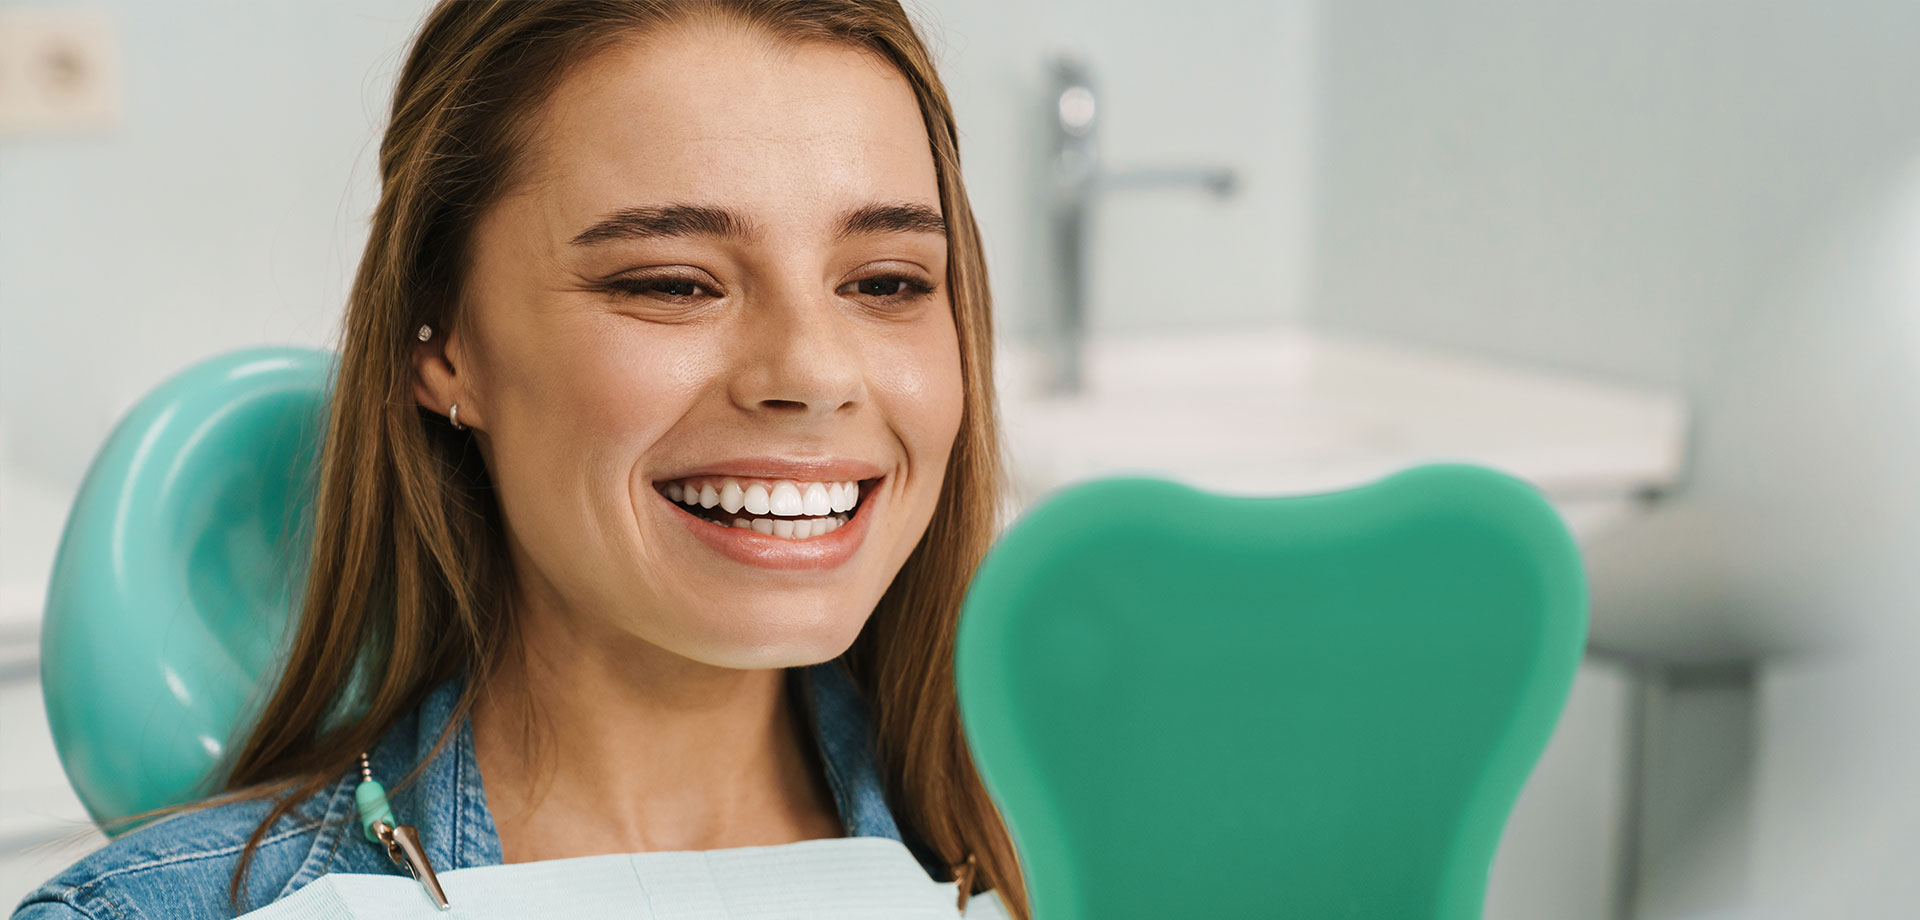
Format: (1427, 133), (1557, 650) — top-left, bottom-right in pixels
(13, 1), (1026, 917)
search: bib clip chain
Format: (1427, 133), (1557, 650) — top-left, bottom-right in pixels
(356, 752), (451, 910)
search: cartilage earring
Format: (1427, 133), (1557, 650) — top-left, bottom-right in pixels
(416, 324), (433, 342)
(449, 403), (465, 430)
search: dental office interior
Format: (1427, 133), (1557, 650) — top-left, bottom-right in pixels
(3, 1), (1917, 917)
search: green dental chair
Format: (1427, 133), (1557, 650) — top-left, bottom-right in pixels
(42, 347), (333, 825)
(43, 348), (1586, 919)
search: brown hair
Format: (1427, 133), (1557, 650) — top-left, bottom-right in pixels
(199, 1), (1024, 915)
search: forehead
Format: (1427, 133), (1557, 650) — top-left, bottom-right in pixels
(513, 21), (939, 228)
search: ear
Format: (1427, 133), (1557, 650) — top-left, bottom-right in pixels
(411, 322), (484, 430)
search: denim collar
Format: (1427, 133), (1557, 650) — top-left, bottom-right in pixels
(282, 659), (927, 897)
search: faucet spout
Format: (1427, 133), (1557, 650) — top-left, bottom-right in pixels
(1042, 54), (1238, 398)
(1100, 165), (1239, 198)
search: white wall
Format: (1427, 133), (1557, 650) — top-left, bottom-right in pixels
(0, 0), (425, 493)
(1740, 162), (1920, 920)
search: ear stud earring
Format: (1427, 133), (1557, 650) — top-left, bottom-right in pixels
(417, 324), (434, 342)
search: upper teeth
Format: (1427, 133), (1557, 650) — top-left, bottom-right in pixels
(662, 478), (861, 516)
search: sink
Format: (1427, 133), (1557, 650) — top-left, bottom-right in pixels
(994, 325), (1688, 544)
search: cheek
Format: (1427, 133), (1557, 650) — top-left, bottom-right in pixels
(872, 315), (965, 468)
(478, 320), (718, 567)
(494, 320), (711, 452)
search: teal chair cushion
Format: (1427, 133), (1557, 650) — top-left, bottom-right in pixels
(954, 464), (1588, 919)
(42, 347), (333, 827)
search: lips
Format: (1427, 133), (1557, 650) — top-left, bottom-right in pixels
(651, 459), (886, 570)
(655, 457), (885, 483)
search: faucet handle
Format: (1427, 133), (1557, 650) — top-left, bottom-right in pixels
(1047, 54), (1097, 137)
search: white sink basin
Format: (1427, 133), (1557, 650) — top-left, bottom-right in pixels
(994, 325), (1688, 543)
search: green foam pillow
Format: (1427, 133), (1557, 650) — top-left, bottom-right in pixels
(955, 463), (1587, 919)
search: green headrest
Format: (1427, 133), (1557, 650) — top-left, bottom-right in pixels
(42, 347), (332, 827)
(954, 464), (1587, 919)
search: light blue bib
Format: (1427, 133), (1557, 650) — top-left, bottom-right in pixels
(236, 836), (1010, 920)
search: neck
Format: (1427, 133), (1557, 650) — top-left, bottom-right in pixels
(470, 594), (844, 863)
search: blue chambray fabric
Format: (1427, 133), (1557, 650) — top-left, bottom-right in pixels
(11, 660), (934, 920)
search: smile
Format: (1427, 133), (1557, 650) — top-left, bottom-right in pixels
(659, 476), (872, 540)
(652, 466), (884, 571)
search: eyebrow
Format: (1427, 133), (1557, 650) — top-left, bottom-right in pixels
(567, 201), (946, 246)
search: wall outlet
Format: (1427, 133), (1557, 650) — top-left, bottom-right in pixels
(0, 9), (122, 136)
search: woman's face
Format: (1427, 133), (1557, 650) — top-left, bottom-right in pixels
(416, 22), (963, 669)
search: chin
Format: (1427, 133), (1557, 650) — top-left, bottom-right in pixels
(681, 639), (854, 672)
(666, 599), (870, 671)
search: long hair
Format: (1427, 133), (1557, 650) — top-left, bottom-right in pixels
(205, 2), (1023, 915)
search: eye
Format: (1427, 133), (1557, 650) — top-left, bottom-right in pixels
(601, 272), (937, 305)
(603, 275), (713, 302)
(840, 273), (938, 302)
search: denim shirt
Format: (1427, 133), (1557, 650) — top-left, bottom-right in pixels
(12, 660), (937, 919)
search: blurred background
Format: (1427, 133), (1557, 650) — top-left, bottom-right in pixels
(3, 1), (1917, 917)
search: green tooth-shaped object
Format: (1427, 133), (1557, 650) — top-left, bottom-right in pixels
(955, 463), (1587, 920)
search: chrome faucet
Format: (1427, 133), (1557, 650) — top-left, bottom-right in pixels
(1043, 54), (1239, 397)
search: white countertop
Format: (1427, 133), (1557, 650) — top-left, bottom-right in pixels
(995, 325), (1688, 541)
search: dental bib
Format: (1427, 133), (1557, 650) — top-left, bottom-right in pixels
(235, 836), (1009, 919)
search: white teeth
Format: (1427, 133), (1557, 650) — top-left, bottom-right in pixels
(769, 481), (804, 516)
(668, 477), (864, 521)
(698, 513), (853, 540)
(743, 483), (771, 515)
(802, 482), (832, 517)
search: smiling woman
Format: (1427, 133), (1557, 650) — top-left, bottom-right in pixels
(11, 3), (1021, 919)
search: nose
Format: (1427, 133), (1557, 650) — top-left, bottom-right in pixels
(727, 284), (866, 419)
